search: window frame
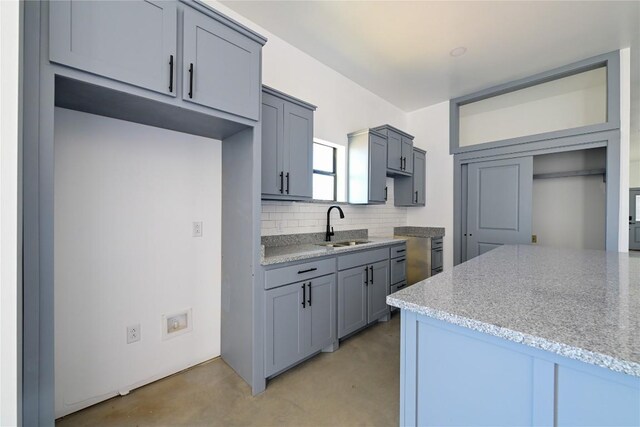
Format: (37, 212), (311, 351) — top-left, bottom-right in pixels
(312, 142), (338, 201)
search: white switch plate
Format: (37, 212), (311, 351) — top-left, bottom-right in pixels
(192, 221), (203, 237)
(127, 324), (141, 344)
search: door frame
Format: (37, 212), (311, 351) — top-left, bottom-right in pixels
(454, 130), (622, 265)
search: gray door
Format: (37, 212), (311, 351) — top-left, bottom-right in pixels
(261, 93), (285, 196)
(369, 134), (388, 203)
(367, 260), (389, 323)
(49, 0), (177, 96)
(413, 150), (426, 205)
(337, 266), (367, 338)
(402, 137), (414, 174)
(630, 189), (640, 251)
(307, 275), (337, 354)
(284, 102), (313, 198)
(466, 157), (533, 260)
(264, 282), (306, 376)
(182, 8), (261, 120)
(387, 130), (403, 172)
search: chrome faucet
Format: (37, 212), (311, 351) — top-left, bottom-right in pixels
(326, 205), (345, 242)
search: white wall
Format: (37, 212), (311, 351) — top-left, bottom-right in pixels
(0, 0), (21, 425)
(262, 178), (406, 238)
(406, 101), (454, 269)
(54, 108), (221, 417)
(532, 149), (607, 250)
(632, 161), (640, 187)
(205, 1), (412, 239)
(459, 67), (607, 147)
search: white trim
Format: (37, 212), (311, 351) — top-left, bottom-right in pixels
(619, 48), (630, 252)
(0, 0), (22, 425)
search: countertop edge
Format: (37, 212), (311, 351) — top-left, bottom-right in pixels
(261, 238), (406, 266)
(386, 296), (640, 378)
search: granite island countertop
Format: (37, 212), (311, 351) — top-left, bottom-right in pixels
(261, 236), (406, 266)
(387, 244), (640, 377)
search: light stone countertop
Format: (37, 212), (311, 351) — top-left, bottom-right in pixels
(261, 237), (406, 266)
(387, 244), (640, 377)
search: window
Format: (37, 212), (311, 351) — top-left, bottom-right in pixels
(313, 142), (337, 201)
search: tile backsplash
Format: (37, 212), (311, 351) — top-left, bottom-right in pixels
(262, 178), (407, 237)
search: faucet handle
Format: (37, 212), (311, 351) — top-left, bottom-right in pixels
(330, 226), (334, 235)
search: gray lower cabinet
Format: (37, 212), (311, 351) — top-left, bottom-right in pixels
(338, 260), (389, 338)
(262, 86), (315, 200)
(372, 125), (415, 176)
(265, 274), (336, 377)
(394, 148), (426, 206)
(347, 129), (388, 204)
(49, 0), (178, 97)
(182, 7), (261, 120)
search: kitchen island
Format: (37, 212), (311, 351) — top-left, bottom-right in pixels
(387, 245), (640, 426)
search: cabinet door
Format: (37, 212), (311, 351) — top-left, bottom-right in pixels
(265, 282), (306, 377)
(413, 150), (426, 205)
(368, 134), (388, 203)
(402, 137), (414, 174)
(182, 8), (261, 120)
(306, 275), (337, 354)
(387, 130), (403, 172)
(367, 260), (390, 323)
(284, 102), (313, 199)
(337, 266), (368, 338)
(50, 0), (177, 96)
(261, 93), (285, 196)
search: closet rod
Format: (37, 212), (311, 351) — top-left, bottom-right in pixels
(533, 168), (606, 182)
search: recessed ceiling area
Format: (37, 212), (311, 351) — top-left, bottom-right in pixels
(222, 0), (640, 159)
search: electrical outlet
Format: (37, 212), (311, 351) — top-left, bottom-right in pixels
(127, 324), (141, 344)
(531, 234), (538, 244)
(192, 221), (203, 237)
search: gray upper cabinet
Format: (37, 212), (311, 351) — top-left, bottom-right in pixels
(49, 0), (178, 96)
(373, 125), (415, 176)
(348, 129), (388, 204)
(394, 148), (426, 207)
(261, 92), (285, 196)
(182, 7), (261, 120)
(262, 86), (316, 200)
(264, 274), (336, 377)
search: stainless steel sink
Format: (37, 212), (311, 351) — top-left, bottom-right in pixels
(318, 240), (370, 248)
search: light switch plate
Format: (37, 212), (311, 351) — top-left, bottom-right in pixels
(193, 221), (203, 237)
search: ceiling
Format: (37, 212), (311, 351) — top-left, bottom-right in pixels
(222, 0), (640, 159)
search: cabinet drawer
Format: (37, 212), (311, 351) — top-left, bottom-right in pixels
(431, 237), (443, 250)
(390, 244), (407, 259)
(265, 258), (335, 289)
(431, 248), (443, 270)
(338, 247), (389, 271)
(391, 257), (406, 285)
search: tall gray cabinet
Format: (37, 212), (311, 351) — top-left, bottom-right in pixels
(347, 129), (388, 204)
(27, 0), (268, 422)
(261, 86), (316, 200)
(394, 148), (426, 206)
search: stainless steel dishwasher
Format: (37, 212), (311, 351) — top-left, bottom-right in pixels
(393, 231), (443, 285)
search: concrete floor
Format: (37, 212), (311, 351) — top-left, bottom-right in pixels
(56, 313), (401, 427)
